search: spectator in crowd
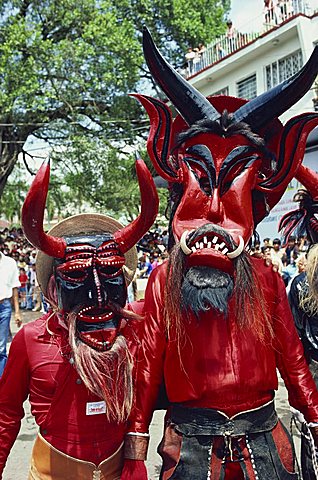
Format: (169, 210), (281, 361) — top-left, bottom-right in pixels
(225, 19), (237, 52)
(282, 250), (299, 288)
(18, 267), (28, 309)
(26, 263), (37, 310)
(280, 0), (293, 19)
(138, 254), (153, 278)
(262, 244), (284, 274)
(0, 238), (21, 377)
(185, 47), (196, 75)
(285, 235), (299, 265)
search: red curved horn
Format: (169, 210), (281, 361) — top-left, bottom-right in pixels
(114, 158), (159, 253)
(21, 159), (66, 258)
(296, 164), (318, 199)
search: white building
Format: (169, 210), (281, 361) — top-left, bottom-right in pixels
(184, 4), (318, 240)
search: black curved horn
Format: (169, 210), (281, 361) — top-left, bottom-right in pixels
(143, 26), (221, 126)
(233, 46), (318, 130)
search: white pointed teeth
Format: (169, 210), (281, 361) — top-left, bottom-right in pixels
(180, 230), (193, 255)
(227, 236), (245, 259)
(180, 231), (244, 259)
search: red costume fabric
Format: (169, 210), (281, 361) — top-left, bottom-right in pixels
(128, 258), (318, 435)
(0, 311), (141, 476)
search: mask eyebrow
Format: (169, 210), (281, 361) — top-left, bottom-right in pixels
(184, 144), (216, 191)
(217, 145), (259, 187)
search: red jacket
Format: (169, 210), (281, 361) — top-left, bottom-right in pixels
(129, 258), (318, 433)
(0, 310), (141, 475)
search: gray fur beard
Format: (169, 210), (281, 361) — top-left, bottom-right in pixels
(181, 266), (234, 318)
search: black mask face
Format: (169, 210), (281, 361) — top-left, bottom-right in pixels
(54, 233), (127, 322)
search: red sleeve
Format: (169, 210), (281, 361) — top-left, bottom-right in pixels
(273, 272), (318, 423)
(0, 328), (30, 476)
(128, 265), (167, 433)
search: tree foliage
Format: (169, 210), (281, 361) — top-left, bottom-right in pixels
(0, 0), (230, 218)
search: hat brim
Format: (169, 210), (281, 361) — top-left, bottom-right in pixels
(36, 213), (138, 297)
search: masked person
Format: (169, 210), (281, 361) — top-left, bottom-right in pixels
(120, 29), (318, 480)
(0, 157), (158, 480)
(281, 168), (318, 479)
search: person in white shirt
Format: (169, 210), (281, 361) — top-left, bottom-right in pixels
(0, 242), (21, 376)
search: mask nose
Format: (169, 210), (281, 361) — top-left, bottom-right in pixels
(92, 266), (103, 307)
(207, 188), (223, 224)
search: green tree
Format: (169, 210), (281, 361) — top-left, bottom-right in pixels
(0, 0), (230, 204)
(50, 137), (168, 221)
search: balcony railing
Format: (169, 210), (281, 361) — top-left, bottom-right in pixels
(183, 1), (314, 79)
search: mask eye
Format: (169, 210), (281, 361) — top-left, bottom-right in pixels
(58, 269), (88, 282)
(99, 266), (123, 278)
(199, 177), (212, 195)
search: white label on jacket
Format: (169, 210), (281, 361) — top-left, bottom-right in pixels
(86, 401), (106, 415)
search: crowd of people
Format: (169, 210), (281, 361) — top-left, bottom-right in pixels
(250, 234), (310, 288)
(183, 42), (207, 76)
(0, 227), (45, 313)
(264, 0), (308, 27)
(0, 224), (311, 307)
(0, 213), (312, 337)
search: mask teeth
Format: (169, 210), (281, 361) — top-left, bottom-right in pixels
(187, 233), (243, 259)
(189, 234), (230, 256)
(78, 308), (112, 320)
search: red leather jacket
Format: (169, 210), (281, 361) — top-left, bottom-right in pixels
(129, 258), (318, 433)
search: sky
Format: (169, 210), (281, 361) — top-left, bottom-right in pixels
(229, 0), (318, 33)
(230, 0), (264, 32)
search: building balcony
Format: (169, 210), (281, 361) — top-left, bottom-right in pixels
(183, 2), (316, 79)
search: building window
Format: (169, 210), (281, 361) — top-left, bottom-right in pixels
(265, 50), (303, 89)
(237, 74), (257, 100)
(212, 86), (229, 96)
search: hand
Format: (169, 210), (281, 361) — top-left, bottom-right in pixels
(264, 257), (278, 271)
(14, 313), (22, 328)
(120, 459), (148, 480)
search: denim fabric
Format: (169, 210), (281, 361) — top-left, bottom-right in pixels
(26, 285), (34, 310)
(0, 299), (12, 376)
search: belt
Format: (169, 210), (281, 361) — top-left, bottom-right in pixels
(28, 433), (124, 480)
(170, 399), (278, 436)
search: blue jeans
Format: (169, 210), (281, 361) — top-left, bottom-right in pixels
(0, 299), (12, 376)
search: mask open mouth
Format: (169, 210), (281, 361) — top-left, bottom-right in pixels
(180, 227), (244, 260)
(76, 316), (119, 351)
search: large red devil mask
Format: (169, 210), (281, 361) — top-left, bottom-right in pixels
(136, 27), (318, 272)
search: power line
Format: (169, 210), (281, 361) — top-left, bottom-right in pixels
(0, 119), (149, 127)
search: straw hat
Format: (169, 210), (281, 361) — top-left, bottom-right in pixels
(36, 213), (138, 297)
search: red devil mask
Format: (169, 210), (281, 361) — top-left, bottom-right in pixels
(22, 158), (159, 350)
(135, 27), (318, 272)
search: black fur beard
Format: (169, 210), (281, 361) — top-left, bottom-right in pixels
(181, 266), (234, 318)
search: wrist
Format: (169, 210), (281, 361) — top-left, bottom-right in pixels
(124, 433), (149, 460)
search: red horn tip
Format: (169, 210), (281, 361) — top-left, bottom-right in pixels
(22, 160), (66, 258)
